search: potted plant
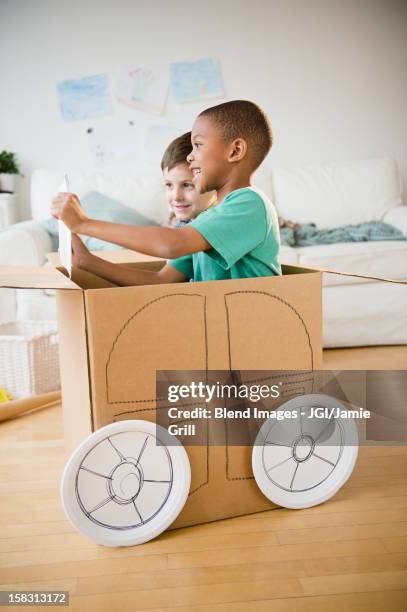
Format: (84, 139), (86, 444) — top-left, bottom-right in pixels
(0, 151), (22, 193)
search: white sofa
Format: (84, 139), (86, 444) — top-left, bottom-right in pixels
(1, 156), (406, 348)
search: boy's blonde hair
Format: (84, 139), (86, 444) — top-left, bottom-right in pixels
(161, 132), (193, 227)
(161, 132), (192, 171)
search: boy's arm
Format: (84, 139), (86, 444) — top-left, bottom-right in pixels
(51, 193), (211, 258)
(81, 220), (209, 259)
(82, 256), (187, 286)
(72, 234), (187, 286)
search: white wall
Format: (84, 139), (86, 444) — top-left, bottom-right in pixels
(1, 0), (406, 219)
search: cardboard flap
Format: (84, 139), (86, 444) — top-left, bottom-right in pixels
(302, 264), (407, 285)
(0, 266), (81, 289)
(70, 268), (118, 289)
(282, 264), (321, 275)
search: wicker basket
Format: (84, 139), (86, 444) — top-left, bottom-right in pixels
(0, 321), (60, 400)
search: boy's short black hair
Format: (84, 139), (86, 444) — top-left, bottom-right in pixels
(198, 100), (272, 168)
(161, 132), (192, 171)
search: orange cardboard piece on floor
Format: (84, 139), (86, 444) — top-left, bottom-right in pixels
(1, 251), (323, 528)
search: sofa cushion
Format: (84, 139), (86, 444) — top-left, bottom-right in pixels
(323, 282), (407, 347)
(31, 163), (167, 224)
(297, 241), (407, 286)
(271, 157), (402, 228)
(41, 190), (158, 251)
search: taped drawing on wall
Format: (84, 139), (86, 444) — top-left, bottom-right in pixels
(116, 64), (169, 115)
(170, 58), (223, 104)
(57, 74), (113, 122)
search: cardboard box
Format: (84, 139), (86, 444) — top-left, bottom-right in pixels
(1, 253), (322, 528)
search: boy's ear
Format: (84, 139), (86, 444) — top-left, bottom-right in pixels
(227, 138), (248, 163)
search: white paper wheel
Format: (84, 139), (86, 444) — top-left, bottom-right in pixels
(252, 394), (358, 509)
(60, 420), (191, 546)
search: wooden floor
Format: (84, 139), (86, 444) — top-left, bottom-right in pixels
(0, 347), (406, 611)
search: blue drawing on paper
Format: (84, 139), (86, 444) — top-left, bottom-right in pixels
(57, 74), (113, 122)
(170, 58), (223, 104)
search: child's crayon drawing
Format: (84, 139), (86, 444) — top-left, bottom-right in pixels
(116, 64), (169, 115)
(57, 74), (113, 122)
(170, 58), (223, 104)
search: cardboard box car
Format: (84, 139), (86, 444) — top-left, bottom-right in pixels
(1, 252), (322, 528)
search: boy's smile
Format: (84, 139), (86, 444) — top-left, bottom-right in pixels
(188, 116), (229, 194)
(163, 162), (212, 221)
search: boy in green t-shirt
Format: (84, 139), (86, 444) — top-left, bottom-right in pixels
(51, 100), (281, 285)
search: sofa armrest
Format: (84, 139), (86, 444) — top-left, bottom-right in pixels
(0, 220), (53, 266)
(383, 205), (407, 235)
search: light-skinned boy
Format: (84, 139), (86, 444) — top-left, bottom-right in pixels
(161, 131), (215, 228)
(51, 100), (281, 285)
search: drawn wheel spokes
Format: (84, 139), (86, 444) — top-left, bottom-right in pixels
(252, 394), (359, 509)
(75, 430), (174, 530)
(61, 420), (191, 547)
(263, 405), (343, 493)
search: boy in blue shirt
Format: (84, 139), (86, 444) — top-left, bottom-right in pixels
(51, 100), (281, 285)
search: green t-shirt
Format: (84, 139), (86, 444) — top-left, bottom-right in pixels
(168, 187), (281, 281)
